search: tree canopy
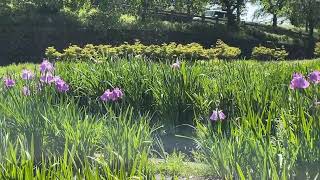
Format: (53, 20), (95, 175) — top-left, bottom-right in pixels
(252, 0), (289, 27)
(0, 0), (319, 41)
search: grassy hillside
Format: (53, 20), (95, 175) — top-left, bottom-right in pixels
(1, 21), (318, 65)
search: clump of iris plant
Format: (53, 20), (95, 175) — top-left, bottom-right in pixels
(39, 60), (55, 84)
(2, 59), (70, 95)
(210, 109), (226, 122)
(38, 60), (70, 93)
(101, 88), (124, 102)
(289, 70), (320, 90)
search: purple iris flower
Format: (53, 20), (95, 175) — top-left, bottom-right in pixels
(40, 59), (54, 73)
(210, 110), (226, 122)
(101, 88), (124, 102)
(112, 88), (124, 101)
(101, 89), (113, 101)
(292, 73), (303, 79)
(55, 79), (69, 93)
(309, 71), (320, 84)
(40, 73), (55, 84)
(3, 78), (15, 88)
(290, 73), (310, 90)
(21, 69), (34, 80)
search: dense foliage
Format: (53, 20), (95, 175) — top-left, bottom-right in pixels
(252, 0), (289, 27)
(1, 0), (319, 34)
(0, 0), (209, 28)
(0, 60), (156, 179)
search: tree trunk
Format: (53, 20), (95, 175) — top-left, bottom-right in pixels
(141, 0), (147, 22)
(187, 0), (192, 15)
(309, 23), (314, 39)
(272, 14), (277, 27)
(236, 0), (241, 24)
(307, 19), (315, 58)
(226, 6), (235, 29)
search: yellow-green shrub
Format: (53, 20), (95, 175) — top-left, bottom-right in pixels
(315, 42), (320, 58)
(45, 41), (241, 61)
(95, 45), (119, 58)
(161, 42), (178, 59)
(159, 42), (208, 60)
(179, 43), (208, 60)
(131, 41), (147, 56)
(143, 45), (162, 59)
(45, 47), (62, 60)
(252, 45), (288, 61)
(61, 45), (83, 60)
(274, 47), (289, 60)
(81, 44), (98, 60)
(116, 42), (138, 57)
(207, 40), (241, 60)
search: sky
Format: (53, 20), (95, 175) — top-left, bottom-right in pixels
(241, 2), (289, 25)
(242, 2), (271, 23)
(206, 2), (284, 24)
(243, 2), (259, 22)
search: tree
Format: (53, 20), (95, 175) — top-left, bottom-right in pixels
(136, 0), (210, 21)
(211, 0), (246, 28)
(252, 0), (289, 27)
(161, 0), (209, 14)
(211, 0), (237, 28)
(288, 0), (320, 57)
(236, 0), (246, 24)
(190, 0), (212, 14)
(0, 0), (10, 15)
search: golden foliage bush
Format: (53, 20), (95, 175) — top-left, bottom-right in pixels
(45, 40), (241, 61)
(252, 45), (288, 61)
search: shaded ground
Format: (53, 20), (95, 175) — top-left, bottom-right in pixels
(154, 175), (221, 180)
(156, 125), (196, 156)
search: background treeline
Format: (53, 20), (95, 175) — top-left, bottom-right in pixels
(1, 0), (318, 33)
(0, 0), (319, 64)
(0, 0), (208, 27)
